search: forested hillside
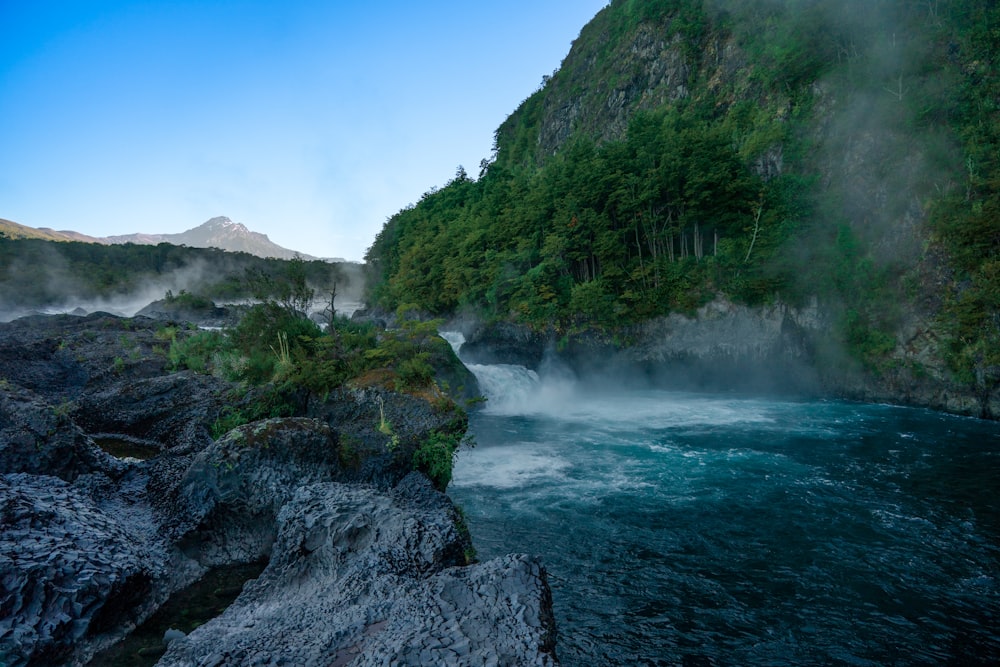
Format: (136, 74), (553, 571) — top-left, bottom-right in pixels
(365, 0), (999, 394)
(0, 238), (355, 316)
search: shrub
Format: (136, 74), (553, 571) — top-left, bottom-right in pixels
(168, 330), (227, 373)
(412, 430), (462, 490)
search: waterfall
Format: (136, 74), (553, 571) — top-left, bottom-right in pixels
(466, 363), (543, 414)
(440, 331), (574, 415)
(438, 330), (466, 355)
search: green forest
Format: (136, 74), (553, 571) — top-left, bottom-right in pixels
(365, 0), (1000, 384)
(0, 238), (353, 312)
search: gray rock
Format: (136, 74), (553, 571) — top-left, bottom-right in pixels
(0, 385), (121, 481)
(0, 474), (156, 667)
(162, 628), (186, 645)
(74, 371), (228, 454)
(307, 387), (468, 490)
(0, 314), (560, 666)
(159, 476), (557, 667)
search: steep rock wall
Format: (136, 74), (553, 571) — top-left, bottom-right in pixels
(463, 295), (998, 419)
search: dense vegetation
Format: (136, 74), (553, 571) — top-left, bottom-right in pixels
(163, 264), (470, 489)
(928, 0), (1000, 389)
(368, 106), (798, 328)
(0, 238), (354, 312)
(365, 0), (999, 389)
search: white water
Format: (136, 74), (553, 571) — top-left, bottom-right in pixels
(442, 330), (1000, 666)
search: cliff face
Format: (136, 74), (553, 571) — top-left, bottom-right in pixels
(501, 0), (953, 248)
(622, 297), (997, 418)
(366, 0), (998, 418)
(484, 0), (990, 416)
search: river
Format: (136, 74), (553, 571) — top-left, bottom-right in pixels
(443, 335), (1000, 666)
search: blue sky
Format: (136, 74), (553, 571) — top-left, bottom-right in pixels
(0, 1), (608, 261)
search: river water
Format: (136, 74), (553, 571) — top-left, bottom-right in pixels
(443, 337), (1000, 666)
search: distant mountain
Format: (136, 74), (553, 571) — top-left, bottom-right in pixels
(106, 216), (314, 260)
(1, 216), (317, 260)
(0, 218), (105, 244)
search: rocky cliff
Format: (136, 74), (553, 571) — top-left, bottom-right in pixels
(460, 292), (999, 419)
(369, 0), (999, 419)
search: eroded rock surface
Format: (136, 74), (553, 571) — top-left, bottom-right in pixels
(0, 313), (558, 666)
(160, 476), (557, 667)
(0, 474), (156, 667)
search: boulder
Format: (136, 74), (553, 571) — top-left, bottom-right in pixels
(159, 475), (558, 667)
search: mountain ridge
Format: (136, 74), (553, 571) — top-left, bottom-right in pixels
(0, 215), (321, 260)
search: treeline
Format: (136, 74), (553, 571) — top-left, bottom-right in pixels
(367, 102), (803, 328)
(0, 238), (351, 310)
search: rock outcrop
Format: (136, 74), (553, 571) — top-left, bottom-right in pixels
(619, 297), (826, 394)
(0, 386), (120, 481)
(159, 475), (556, 667)
(134, 297), (240, 329)
(462, 295), (999, 417)
(0, 474), (157, 667)
(0, 313), (558, 666)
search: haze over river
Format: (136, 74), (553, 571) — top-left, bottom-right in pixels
(444, 336), (1000, 666)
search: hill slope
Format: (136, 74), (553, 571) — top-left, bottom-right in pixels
(0, 218), (105, 244)
(365, 0), (1000, 416)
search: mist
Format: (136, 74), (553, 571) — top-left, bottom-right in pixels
(0, 242), (367, 323)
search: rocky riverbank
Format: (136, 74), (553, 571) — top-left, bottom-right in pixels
(0, 312), (558, 666)
(457, 296), (999, 419)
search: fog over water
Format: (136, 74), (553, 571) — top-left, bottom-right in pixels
(443, 332), (1000, 666)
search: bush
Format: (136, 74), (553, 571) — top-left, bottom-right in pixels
(168, 330), (227, 373)
(210, 386), (298, 439)
(412, 430), (462, 490)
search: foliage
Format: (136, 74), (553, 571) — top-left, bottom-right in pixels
(374, 393), (400, 450)
(364, 0), (1000, 380)
(226, 302), (322, 384)
(242, 256), (315, 317)
(927, 0), (1000, 393)
(210, 385), (299, 439)
(411, 430), (462, 491)
(168, 330), (228, 374)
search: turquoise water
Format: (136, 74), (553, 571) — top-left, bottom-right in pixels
(448, 368), (1000, 666)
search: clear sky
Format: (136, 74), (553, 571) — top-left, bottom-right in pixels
(0, 1), (608, 261)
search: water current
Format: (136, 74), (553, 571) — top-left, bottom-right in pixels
(442, 334), (1000, 666)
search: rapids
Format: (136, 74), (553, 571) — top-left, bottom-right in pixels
(443, 333), (1000, 666)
